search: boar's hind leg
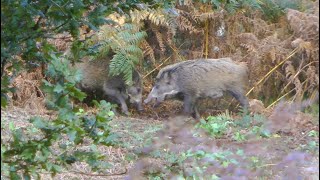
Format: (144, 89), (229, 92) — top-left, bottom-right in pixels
(228, 89), (249, 109)
(103, 87), (129, 115)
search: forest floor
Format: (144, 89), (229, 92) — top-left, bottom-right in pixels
(1, 103), (319, 179)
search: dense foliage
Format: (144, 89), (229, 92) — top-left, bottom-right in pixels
(2, 55), (117, 178)
(1, 0), (159, 178)
(1, 0), (318, 178)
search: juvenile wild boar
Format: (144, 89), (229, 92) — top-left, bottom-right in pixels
(76, 57), (143, 115)
(144, 58), (249, 118)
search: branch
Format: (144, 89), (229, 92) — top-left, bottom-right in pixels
(143, 55), (171, 79)
(246, 47), (300, 96)
(32, 5), (50, 31)
(1, 58), (6, 77)
(68, 168), (127, 177)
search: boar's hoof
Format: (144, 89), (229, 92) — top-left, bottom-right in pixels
(111, 107), (119, 116)
(122, 110), (130, 116)
(137, 107), (144, 112)
(136, 103), (144, 112)
(153, 101), (161, 108)
(144, 98), (151, 104)
(192, 112), (200, 119)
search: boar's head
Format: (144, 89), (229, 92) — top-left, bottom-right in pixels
(126, 72), (144, 111)
(144, 70), (180, 106)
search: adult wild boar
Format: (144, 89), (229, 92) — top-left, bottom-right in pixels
(76, 57), (143, 115)
(144, 58), (249, 118)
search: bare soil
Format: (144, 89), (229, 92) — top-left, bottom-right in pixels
(1, 105), (319, 179)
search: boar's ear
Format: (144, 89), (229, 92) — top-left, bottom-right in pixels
(160, 70), (175, 81)
(165, 71), (176, 85)
(167, 71), (177, 81)
(163, 71), (173, 80)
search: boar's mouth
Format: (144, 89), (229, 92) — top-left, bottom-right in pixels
(135, 102), (144, 112)
(152, 96), (165, 107)
(153, 100), (161, 107)
(144, 89), (179, 107)
(143, 96), (153, 104)
(144, 95), (165, 106)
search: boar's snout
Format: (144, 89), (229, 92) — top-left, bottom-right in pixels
(144, 97), (153, 104)
(136, 102), (144, 112)
(153, 101), (161, 108)
(144, 88), (156, 104)
(144, 97), (160, 107)
(129, 98), (144, 112)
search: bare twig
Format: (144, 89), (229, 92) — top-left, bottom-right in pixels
(143, 56), (172, 79)
(246, 47), (300, 96)
(67, 169), (127, 177)
(266, 78), (312, 109)
(280, 60), (319, 94)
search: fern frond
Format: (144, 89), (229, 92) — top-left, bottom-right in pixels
(150, 25), (166, 53)
(166, 17), (178, 36)
(141, 40), (155, 64)
(176, 15), (200, 33)
(284, 61), (303, 101)
(130, 9), (149, 23)
(126, 53), (141, 65)
(86, 20), (146, 85)
(94, 42), (112, 59)
(177, 0), (193, 6)
(109, 53), (126, 75)
(148, 8), (168, 26)
(306, 65), (319, 93)
(109, 52), (133, 85)
(130, 8), (168, 27)
(225, 0), (239, 13)
(123, 44), (143, 55)
(119, 31), (147, 45)
(195, 12), (220, 22)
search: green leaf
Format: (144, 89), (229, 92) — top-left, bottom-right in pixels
(211, 0), (221, 8)
(308, 130), (318, 137)
(53, 84), (64, 93)
(107, 111), (115, 117)
(67, 130), (77, 142)
(21, 149), (34, 159)
(31, 117), (47, 129)
(10, 171), (21, 180)
(23, 173), (31, 180)
(90, 144), (98, 151)
(1, 94), (8, 108)
(52, 164), (62, 173)
(9, 122), (15, 131)
(66, 85), (87, 101)
(236, 149), (243, 156)
(45, 162), (53, 171)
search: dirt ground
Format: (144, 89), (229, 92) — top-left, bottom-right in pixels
(1, 104), (319, 179)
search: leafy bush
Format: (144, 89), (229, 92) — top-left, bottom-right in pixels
(198, 111), (270, 141)
(144, 148), (264, 179)
(197, 112), (234, 138)
(86, 23), (147, 85)
(1, 54), (117, 178)
(260, 0), (306, 22)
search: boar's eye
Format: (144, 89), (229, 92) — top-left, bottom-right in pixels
(166, 81), (171, 85)
(137, 88), (141, 93)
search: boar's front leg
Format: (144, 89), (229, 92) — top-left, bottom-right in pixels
(183, 95), (197, 117)
(103, 87), (129, 115)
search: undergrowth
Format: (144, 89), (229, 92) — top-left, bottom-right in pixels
(197, 110), (271, 141)
(127, 110), (317, 179)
